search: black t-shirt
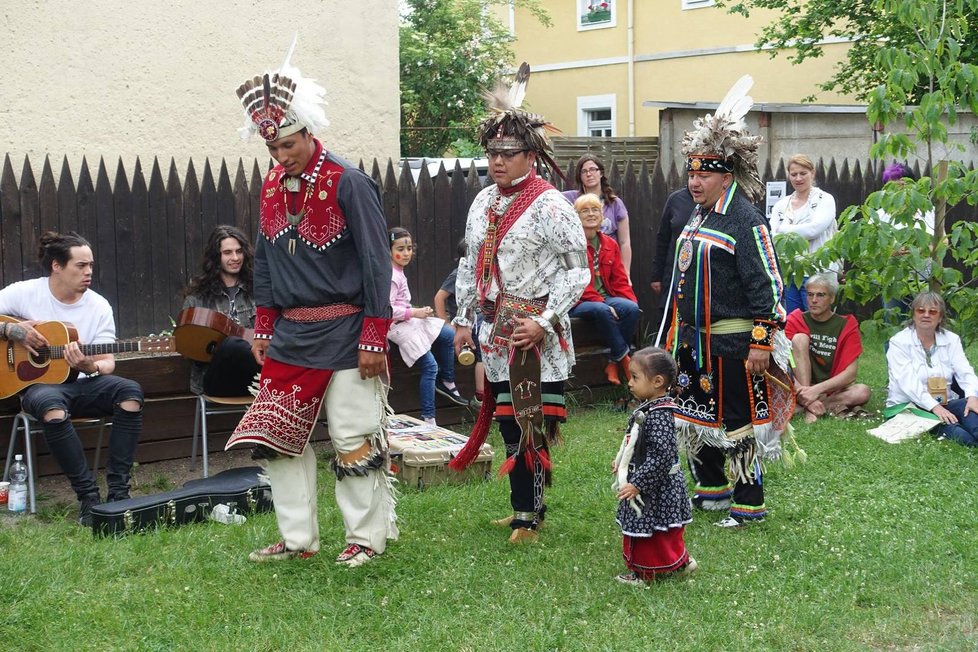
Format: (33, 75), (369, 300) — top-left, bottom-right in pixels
(440, 268), (459, 319)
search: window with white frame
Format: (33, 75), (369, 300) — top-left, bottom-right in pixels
(586, 109), (613, 137)
(577, 95), (617, 137)
(577, 0), (616, 31)
(682, 0), (715, 9)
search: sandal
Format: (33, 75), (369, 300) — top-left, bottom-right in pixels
(833, 407), (855, 420)
(847, 406), (874, 420)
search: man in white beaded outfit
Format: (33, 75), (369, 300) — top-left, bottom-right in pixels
(448, 63), (589, 544)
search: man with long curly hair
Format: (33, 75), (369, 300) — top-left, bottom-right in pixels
(181, 225), (260, 396)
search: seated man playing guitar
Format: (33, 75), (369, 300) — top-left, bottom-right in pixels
(0, 231), (144, 526)
(179, 225), (259, 397)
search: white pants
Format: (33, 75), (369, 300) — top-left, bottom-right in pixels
(263, 369), (398, 553)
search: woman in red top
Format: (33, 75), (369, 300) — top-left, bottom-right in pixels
(569, 194), (640, 385)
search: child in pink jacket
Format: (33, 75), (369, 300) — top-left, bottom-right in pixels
(388, 227), (467, 424)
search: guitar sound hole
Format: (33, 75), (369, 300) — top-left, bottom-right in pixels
(29, 348), (51, 365)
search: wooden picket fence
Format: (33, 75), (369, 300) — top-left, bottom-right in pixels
(1, 152), (974, 339)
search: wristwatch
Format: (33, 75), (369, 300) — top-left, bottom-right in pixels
(540, 309), (560, 327)
(88, 363), (101, 378)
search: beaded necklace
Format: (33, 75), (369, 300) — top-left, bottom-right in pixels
(282, 148), (328, 255)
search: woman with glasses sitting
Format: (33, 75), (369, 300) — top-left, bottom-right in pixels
(886, 291), (978, 446)
(562, 155), (632, 281)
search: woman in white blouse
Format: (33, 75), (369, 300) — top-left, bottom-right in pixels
(769, 154), (838, 314)
(886, 291), (978, 447)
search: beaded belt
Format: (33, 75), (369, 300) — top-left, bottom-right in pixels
(480, 294), (548, 323)
(282, 303), (362, 322)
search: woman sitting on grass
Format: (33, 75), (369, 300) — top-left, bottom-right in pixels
(886, 291), (978, 447)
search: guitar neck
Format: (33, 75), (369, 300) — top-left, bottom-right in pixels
(48, 341), (146, 359)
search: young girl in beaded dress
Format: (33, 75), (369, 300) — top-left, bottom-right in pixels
(612, 346), (696, 585)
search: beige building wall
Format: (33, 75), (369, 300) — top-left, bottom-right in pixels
(1, 0), (400, 182)
(505, 1), (856, 139)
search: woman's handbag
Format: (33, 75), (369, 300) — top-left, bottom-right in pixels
(927, 376), (948, 405)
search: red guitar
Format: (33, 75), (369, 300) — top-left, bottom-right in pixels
(0, 316), (174, 399)
(174, 307), (255, 363)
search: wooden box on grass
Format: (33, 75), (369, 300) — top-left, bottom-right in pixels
(386, 414), (493, 490)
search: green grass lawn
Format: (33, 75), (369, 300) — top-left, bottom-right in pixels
(1, 334), (976, 651)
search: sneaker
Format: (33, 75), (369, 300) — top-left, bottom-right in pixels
(434, 380), (468, 406)
(78, 492), (102, 527)
(604, 362), (622, 386)
(335, 543), (379, 567)
(106, 490), (130, 503)
(715, 515), (765, 528)
(695, 498), (732, 512)
(615, 571), (647, 586)
(619, 355), (632, 379)
(248, 541), (317, 562)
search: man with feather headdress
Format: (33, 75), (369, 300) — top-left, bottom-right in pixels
(662, 76), (794, 528)
(224, 38), (397, 566)
(448, 63), (589, 544)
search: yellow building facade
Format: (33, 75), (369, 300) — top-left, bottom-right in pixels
(494, 0), (855, 138)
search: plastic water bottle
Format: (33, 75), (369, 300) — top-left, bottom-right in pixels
(209, 503), (246, 525)
(8, 454), (28, 513)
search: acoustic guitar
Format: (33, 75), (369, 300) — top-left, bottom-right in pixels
(174, 307), (254, 363)
(0, 316), (174, 399)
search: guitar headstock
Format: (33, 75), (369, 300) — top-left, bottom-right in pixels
(137, 337), (175, 353)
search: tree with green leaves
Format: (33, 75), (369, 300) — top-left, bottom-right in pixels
(723, 0), (978, 102)
(774, 0), (978, 341)
(399, 0), (549, 158)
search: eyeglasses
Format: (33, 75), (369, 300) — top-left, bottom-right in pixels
(915, 307), (940, 316)
(577, 207), (602, 215)
(486, 150), (527, 161)
(581, 167), (601, 175)
(805, 291), (829, 299)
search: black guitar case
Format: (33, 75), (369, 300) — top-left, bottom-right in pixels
(90, 466), (273, 537)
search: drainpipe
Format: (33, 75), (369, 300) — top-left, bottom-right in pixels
(627, 0), (635, 136)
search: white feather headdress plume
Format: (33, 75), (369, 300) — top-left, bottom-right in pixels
(681, 74), (763, 202)
(236, 34), (329, 142)
(715, 74), (754, 132)
(507, 61), (529, 110)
